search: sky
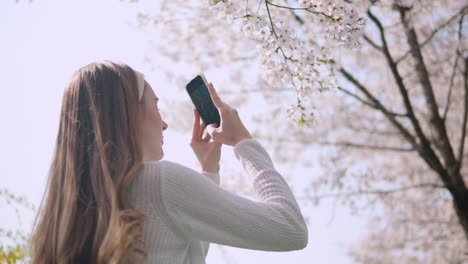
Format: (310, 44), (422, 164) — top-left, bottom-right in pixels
(0, 0), (367, 263)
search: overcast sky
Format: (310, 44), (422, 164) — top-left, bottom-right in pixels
(0, 0), (366, 263)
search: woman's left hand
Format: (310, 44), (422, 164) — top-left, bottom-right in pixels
(190, 109), (222, 174)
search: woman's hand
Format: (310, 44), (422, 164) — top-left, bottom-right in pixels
(190, 109), (222, 174)
(205, 83), (252, 146)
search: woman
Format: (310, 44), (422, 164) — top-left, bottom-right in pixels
(29, 61), (308, 264)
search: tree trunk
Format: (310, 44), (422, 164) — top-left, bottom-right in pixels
(449, 182), (468, 241)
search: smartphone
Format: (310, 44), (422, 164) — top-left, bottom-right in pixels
(186, 74), (221, 128)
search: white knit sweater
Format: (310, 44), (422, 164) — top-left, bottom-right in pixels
(127, 138), (308, 264)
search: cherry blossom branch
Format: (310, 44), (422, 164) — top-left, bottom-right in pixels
(367, 8), (447, 178)
(398, 6), (458, 179)
(344, 123), (403, 137)
(339, 67), (417, 146)
(264, 0), (290, 62)
(231, 55), (258, 61)
(257, 135), (415, 152)
(443, 54), (461, 121)
(443, 13), (465, 121)
(266, 1), (335, 17)
(363, 34), (382, 51)
(338, 86), (408, 117)
(297, 183), (445, 200)
(264, 0), (278, 38)
(316, 141), (415, 152)
(396, 5), (468, 64)
(458, 56), (468, 171)
(217, 88), (292, 94)
(397, 7), (468, 239)
(265, 0), (365, 46)
(266, 0), (348, 23)
(337, 85), (379, 109)
(289, 9), (305, 24)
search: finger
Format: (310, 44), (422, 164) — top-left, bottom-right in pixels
(198, 121), (206, 140)
(206, 123), (219, 139)
(202, 129), (211, 141)
(207, 83), (224, 109)
(191, 109), (200, 139)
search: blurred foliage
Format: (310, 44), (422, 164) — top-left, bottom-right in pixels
(0, 245), (28, 264)
(0, 188), (35, 264)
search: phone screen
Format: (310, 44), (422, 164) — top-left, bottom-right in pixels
(186, 75), (221, 127)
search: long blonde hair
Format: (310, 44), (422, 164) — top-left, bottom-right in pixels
(29, 61), (147, 264)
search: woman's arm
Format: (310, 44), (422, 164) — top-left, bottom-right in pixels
(201, 171), (220, 185)
(155, 139), (308, 251)
(199, 170), (220, 255)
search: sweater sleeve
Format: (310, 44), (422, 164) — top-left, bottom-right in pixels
(157, 139), (308, 251)
(199, 171), (220, 256)
(201, 171), (220, 185)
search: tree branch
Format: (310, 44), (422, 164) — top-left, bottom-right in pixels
(256, 134), (415, 152)
(395, 6), (468, 64)
(264, 0), (289, 61)
(264, 0), (278, 38)
(443, 13), (465, 121)
(265, 0), (365, 32)
(232, 55), (258, 61)
(297, 183), (445, 200)
(316, 141), (415, 152)
(397, 5), (458, 180)
(458, 56), (468, 172)
(338, 86), (408, 117)
(363, 34), (382, 51)
(344, 123), (403, 137)
(218, 88), (292, 95)
(339, 67), (418, 146)
(289, 9), (305, 24)
(443, 53), (461, 121)
(397, 8), (468, 237)
(367, 8), (447, 179)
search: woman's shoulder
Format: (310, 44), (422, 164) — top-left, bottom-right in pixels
(133, 160), (196, 196)
(142, 160), (197, 179)
(145, 160), (218, 190)
(143, 159), (188, 170)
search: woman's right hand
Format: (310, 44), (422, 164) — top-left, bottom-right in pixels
(205, 83), (252, 146)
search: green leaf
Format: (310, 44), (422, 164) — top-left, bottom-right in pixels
(298, 118), (306, 127)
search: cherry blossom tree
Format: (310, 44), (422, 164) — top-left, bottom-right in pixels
(134, 0), (467, 262)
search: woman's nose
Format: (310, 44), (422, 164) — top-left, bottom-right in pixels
(162, 121), (168, 131)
